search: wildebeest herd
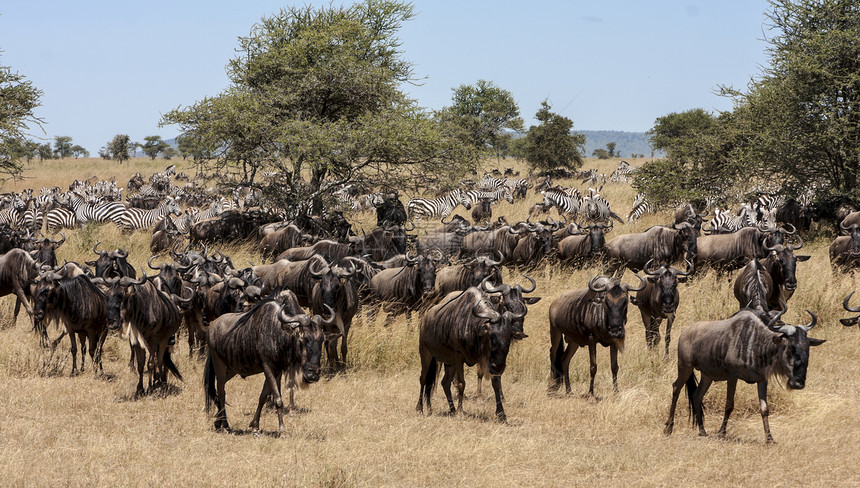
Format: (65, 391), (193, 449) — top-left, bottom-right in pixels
(1, 161), (858, 444)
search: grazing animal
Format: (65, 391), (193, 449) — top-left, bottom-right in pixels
(665, 309), (824, 443)
(636, 260), (693, 355)
(548, 275), (646, 396)
(416, 287), (525, 422)
(406, 189), (472, 221)
(203, 294), (335, 433)
(605, 223), (697, 273)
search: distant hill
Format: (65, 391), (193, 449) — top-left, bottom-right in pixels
(579, 130), (663, 159)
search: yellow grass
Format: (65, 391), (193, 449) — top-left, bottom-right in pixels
(0, 157), (858, 487)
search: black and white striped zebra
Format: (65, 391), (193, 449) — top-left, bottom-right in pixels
(45, 208), (77, 232)
(503, 178), (530, 199)
(541, 188), (581, 215)
(708, 207), (751, 233)
(627, 193), (656, 222)
(476, 173), (506, 191)
(407, 189), (472, 221)
(464, 187), (514, 205)
(582, 189), (623, 223)
(0, 196), (26, 227)
(117, 197), (181, 231)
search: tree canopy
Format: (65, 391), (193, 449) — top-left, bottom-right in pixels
(637, 0), (860, 207)
(0, 56), (43, 179)
(519, 100), (585, 173)
(162, 0), (472, 215)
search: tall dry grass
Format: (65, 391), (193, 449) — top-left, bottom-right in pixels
(0, 157), (858, 487)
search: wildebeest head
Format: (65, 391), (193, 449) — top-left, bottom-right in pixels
(406, 251), (440, 299)
(839, 222), (860, 256)
(32, 270), (63, 324)
(87, 241), (135, 279)
(483, 274), (540, 335)
(762, 238), (810, 293)
(471, 304), (525, 376)
(97, 275), (148, 330)
(310, 259), (355, 311)
(582, 220), (612, 256)
(671, 222), (697, 262)
(277, 303), (336, 385)
(467, 252), (503, 289)
(30, 233), (65, 268)
(767, 309), (825, 390)
(642, 259), (693, 315)
(588, 274), (647, 339)
(840, 291), (860, 327)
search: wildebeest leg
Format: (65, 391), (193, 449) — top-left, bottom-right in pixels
(77, 331), (87, 373)
(587, 342), (599, 397)
(664, 314), (675, 357)
(417, 351), (436, 415)
(14, 287), (33, 328)
(665, 364), (695, 435)
(132, 343), (146, 398)
(609, 344), (619, 393)
(68, 329), (79, 376)
(548, 328), (564, 392)
(757, 380), (775, 444)
(250, 379), (272, 432)
(641, 309), (657, 349)
(454, 361), (465, 414)
(440, 363), (456, 414)
(262, 363), (287, 433)
(560, 342), (578, 394)
(717, 377), (737, 438)
(693, 375), (714, 436)
(491, 375), (506, 422)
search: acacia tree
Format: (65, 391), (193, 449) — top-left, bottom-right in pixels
(520, 100), (585, 174)
(141, 135), (168, 159)
(162, 1), (470, 215)
(438, 79), (523, 163)
(107, 134), (132, 164)
(0, 57), (43, 179)
(53, 136), (74, 158)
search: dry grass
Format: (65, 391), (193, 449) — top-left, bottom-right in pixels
(0, 157), (858, 487)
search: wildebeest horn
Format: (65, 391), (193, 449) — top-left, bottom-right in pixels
(440, 215), (454, 225)
(766, 305), (787, 329)
(170, 241), (184, 260)
(676, 259), (695, 277)
(762, 236), (778, 252)
(403, 220), (415, 231)
(93, 241), (107, 256)
(780, 223), (796, 235)
(643, 259), (660, 276)
(798, 310), (817, 331)
(120, 273), (147, 287)
(625, 274), (647, 292)
(482, 276), (510, 295)
(486, 250), (503, 267)
(516, 274), (537, 294)
(431, 249), (444, 263)
(308, 257), (327, 278)
(405, 250), (418, 264)
(788, 235), (803, 251)
(471, 304), (501, 323)
(843, 291), (860, 313)
(587, 275), (607, 293)
(277, 308), (311, 328)
(115, 248), (129, 259)
(175, 287), (195, 305)
(702, 221), (714, 234)
(316, 303), (337, 326)
(147, 256), (162, 270)
(50, 232), (65, 245)
(509, 224), (528, 235)
(227, 277), (245, 289)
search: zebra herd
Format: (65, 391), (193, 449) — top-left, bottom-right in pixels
(0, 165), (252, 236)
(404, 174), (529, 222)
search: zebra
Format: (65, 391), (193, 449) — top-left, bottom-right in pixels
(117, 197), (182, 231)
(69, 192), (127, 226)
(541, 188), (581, 216)
(503, 178), (530, 199)
(582, 189), (623, 223)
(464, 187), (514, 205)
(476, 173), (507, 191)
(193, 199), (224, 222)
(45, 208), (77, 232)
(0, 196), (26, 227)
(406, 189), (472, 221)
(627, 193), (656, 222)
(609, 161), (636, 183)
(708, 207), (751, 233)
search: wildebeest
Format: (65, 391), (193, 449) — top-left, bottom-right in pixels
(30, 233), (65, 268)
(548, 275), (646, 396)
(756, 240), (809, 310)
(775, 198), (815, 232)
(664, 308), (824, 443)
(733, 259), (774, 316)
(557, 221), (612, 265)
(99, 274), (190, 396)
(605, 223), (696, 274)
(673, 203), (707, 234)
(87, 242), (136, 279)
(32, 272), (108, 375)
(0, 248), (39, 328)
(635, 260), (693, 355)
(277, 239), (359, 263)
(840, 291), (860, 327)
(460, 224), (527, 263)
(259, 223), (311, 257)
(695, 225), (781, 272)
(830, 222), (860, 270)
(367, 252), (440, 324)
(416, 287), (525, 422)
(375, 194), (407, 227)
(471, 197), (492, 226)
(434, 253), (503, 297)
(309, 259), (359, 370)
(203, 293), (335, 433)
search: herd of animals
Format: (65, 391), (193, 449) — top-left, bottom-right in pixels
(1, 160), (859, 444)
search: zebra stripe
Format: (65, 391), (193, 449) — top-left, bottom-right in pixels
(45, 208), (77, 232)
(118, 198), (180, 231)
(541, 188), (581, 215)
(407, 189), (472, 221)
(464, 187), (513, 205)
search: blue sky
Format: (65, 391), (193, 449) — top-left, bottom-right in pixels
(1, 0), (772, 154)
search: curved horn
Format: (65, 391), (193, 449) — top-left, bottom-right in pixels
(50, 232), (65, 246)
(486, 250), (503, 267)
(471, 304), (500, 322)
(843, 291), (860, 313)
(587, 275), (607, 293)
(762, 236), (778, 252)
(175, 287), (195, 305)
(93, 241), (106, 256)
(308, 257), (326, 278)
(798, 310), (817, 331)
(781, 223), (796, 235)
(625, 274), (647, 292)
(516, 274), (537, 293)
(405, 250), (418, 264)
(147, 255), (162, 271)
(404, 220), (415, 231)
(481, 276), (510, 295)
(643, 259), (660, 276)
(788, 235), (804, 251)
(317, 303), (337, 326)
(766, 306), (787, 329)
(277, 308), (311, 328)
(676, 259), (695, 277)
(116, 248), (129, 259)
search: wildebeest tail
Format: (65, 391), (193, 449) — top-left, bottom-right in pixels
(163, 347), (182, 381)
(203, 353), (216, 414)
(684, 372), (698, 423)
(422, 357), (437, 405)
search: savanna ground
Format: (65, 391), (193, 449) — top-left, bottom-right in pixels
(0, 156), (858, 487)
